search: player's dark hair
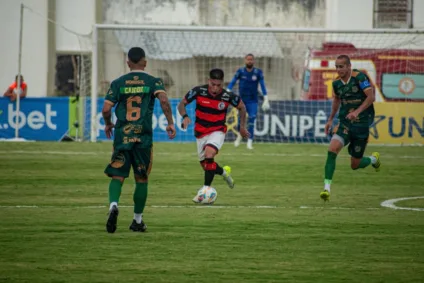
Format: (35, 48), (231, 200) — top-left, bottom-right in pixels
(128, 47), (146, 64)
(15, 74), (24, 81)
(209, 68), (224, 80)
(337, 54), (351, 65)
(245, 53), (254, 58)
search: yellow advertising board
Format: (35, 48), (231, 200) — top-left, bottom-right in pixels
(369, 103), (424, 145)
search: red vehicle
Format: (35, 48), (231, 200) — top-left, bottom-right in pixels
(301, 42), (424, 102)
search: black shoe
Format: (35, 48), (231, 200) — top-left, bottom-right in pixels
(106, 205), (119, 233)
(129, 219), (147, 232)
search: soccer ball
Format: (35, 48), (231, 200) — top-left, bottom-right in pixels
(196, 186), (218, 204)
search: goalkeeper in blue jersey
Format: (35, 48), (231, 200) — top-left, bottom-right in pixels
(227, 53), (270, 149)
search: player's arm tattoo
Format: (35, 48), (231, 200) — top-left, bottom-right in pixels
(328, 94), (341, 121)
(355, 87), (375, 114)
(236, 101), (248, 129)
(157, 92), (174, 125)
(102, 102), (114, 125)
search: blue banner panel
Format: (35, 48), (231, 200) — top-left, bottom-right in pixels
(255, 101), (332, 143)
(89, 98), (197, 142)
(225, 100), (333, 143)
(0, 97), (70, 141)
(89, 98), (333, 143)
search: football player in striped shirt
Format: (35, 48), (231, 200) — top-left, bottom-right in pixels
(178, 68), (249, 203)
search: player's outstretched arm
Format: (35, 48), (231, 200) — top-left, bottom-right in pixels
(237, 100), (250, 138)
(157, 92), (176, 139)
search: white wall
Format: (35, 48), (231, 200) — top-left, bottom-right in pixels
(104, 0), (325, 28)
(55, 0), (95, 52)
(325, 0), (424, 50)
(413, 0), (424, 28)
(326, 0), (424, 30)
(325, 0), (373, 29)
(0, 0), (48, 97)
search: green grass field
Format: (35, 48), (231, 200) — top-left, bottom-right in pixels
(1, 142), (423, 283)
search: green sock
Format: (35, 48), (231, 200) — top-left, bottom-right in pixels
(134, 182), (148, 214)
(109, 179), (122, 204)
(324, 151), (338, 181)
(358, 157), (372, 169)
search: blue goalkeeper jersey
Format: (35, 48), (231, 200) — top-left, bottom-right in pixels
(227, 67), (267, 103)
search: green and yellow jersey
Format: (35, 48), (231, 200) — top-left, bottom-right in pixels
(332, 69), (375, 127)
(105, 71), (165, 149)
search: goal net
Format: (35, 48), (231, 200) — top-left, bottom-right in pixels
(81, 25), (424, 145)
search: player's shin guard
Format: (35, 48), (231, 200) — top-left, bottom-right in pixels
(202, 158), (220, 186)
(109, 179), (123, 204)
(134, 183), (148, 214)
(324, 151), (337, 182)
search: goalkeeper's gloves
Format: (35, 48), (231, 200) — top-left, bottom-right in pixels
(261, 96), (270, 111)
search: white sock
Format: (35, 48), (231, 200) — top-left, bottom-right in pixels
(369, 156), (377, 164)
(221, 169), (227, 177)
(324, 184), (331, 192)
(324, 179), (332, 192)
(134, 213), (142, 224)
(109, 202), (118, 210)
(247, 139), (253, 146)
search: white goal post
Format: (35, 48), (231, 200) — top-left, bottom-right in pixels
(88, 24), (424, 145)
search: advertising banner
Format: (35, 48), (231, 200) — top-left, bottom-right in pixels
(92, 100), (333, 143)
(88, 98), (197, 142)
(225, 101), (332, 143)
(1, 97), (421, 145)
(369, 103), (424, 144)
(0, 97), (70, 141)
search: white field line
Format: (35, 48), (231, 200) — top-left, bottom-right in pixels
(380, 196), (424, 212)
(2, 201), (423, 211)
(0, 150), (423, 159)
(0, 204), (381, 210)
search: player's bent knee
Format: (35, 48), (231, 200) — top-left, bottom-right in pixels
(204, 144), (218, 159)
(328, 141), (343, 154)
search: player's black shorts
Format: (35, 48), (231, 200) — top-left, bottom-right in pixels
(333, 123), (369, 158)
(104, 144), (153, 178)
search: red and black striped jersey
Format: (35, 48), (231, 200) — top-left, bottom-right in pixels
(184, 84), (241, 138)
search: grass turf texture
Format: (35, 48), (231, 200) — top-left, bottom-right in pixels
(0, 142), (423, 283)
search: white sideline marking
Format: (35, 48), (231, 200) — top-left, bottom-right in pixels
(0, 150), (423, 159)
(380, 196), (424, 212)
(299, 206), (380, 210)
(0, 204), (382, 210)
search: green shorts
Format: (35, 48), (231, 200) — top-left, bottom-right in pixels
(332, 123), (369, 158)
(104, 144), (153, 178)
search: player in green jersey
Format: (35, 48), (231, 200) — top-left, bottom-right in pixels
(320, 55), (381, 202)
(102, 47), (176, 233)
